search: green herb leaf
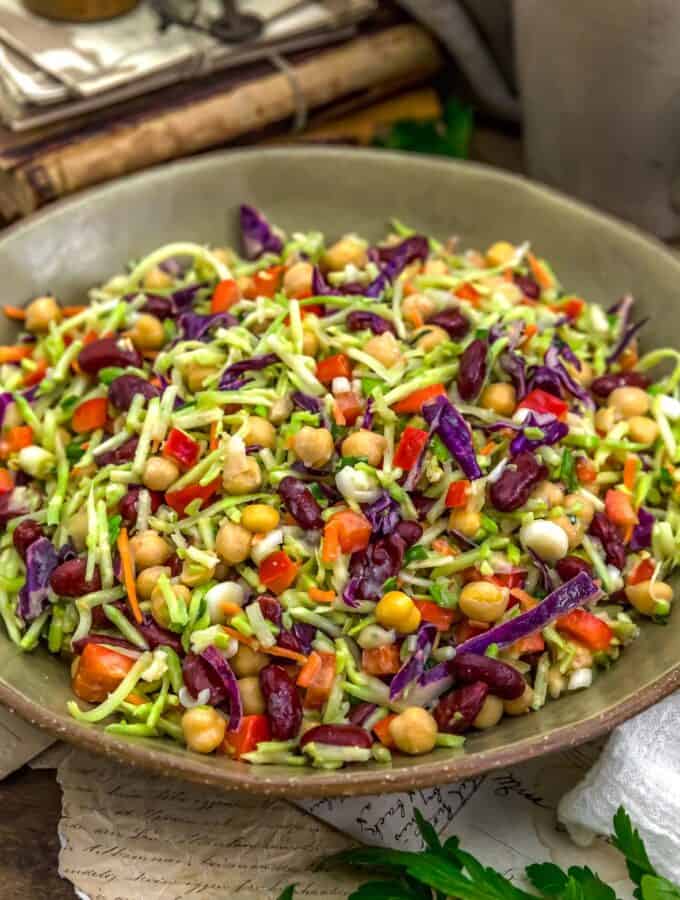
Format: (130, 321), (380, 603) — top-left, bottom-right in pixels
(277, 886), (297, 900)
(641, 876), (680, 900)
(611, 807), (657, 898)
(349, 879), (429, 900)
(559, 449), (577, 493)
(405, 545), (428, 563)
(108, 514), (122, 546)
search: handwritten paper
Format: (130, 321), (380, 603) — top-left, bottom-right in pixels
(0, 705), (53, 778)
(57, 750), (361, 900)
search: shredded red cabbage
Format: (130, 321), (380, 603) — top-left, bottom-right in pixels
(18, 536), (58, 622)
(509, 411), (568, 455)
(361, 491), (401, 537)
(218, 353), (278, 390)
(606, 295), (648, 365)
(179, 312), (237, 342)
(239, 204), (283, 260)
(389, 622), (437, 699)
(629, 507), (655, 552)
(422, 395), (482, 480)
(347, 311), (395, 335)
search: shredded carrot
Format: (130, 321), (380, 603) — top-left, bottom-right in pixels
(222, 626), (258, 648)
(510, 588), (538, 610)
(209, 420), (219, 451)
(125, 692), (147, 706)
(0, 345), (33, 363)
(62, 305), (87, 317)
(528, 251), (553, 290)
(623, 523), (635, 544)
(309, 587), (336, 604)
(623, 456), (638, 493)
(219, 600), (243, 618)
(296, 651), (322, 687)
(117, 527), (142, 624)
(332, 401), (346, 426)
(406, 310), (424, 329)
(480, 440), (498, 455)
(432, 538), (454, 556)
(521, 323), (538, 347)
(267, 645), (308, 665)
(3, 305), (26, 321)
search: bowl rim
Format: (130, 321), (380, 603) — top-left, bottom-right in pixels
(3, 145), (680, 796)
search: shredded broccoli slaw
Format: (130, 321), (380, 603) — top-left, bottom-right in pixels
(0, 204), (679, 769)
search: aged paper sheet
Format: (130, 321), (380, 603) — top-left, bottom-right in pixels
(0, 705), (53, 778)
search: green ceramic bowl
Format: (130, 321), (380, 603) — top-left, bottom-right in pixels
(1, 148), (678, 796)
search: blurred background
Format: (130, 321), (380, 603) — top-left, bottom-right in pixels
(1, 0), (677, 239)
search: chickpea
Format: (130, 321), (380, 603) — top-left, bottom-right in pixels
(270, 394), (293, 425)
(356, 624), (396, 650)
(292, 426), (334, 468)
(143, 456), (179, 492)
(459, 581), (508, 623)
(389, 707), (438, 755)
(341, 429), (386, 467)
(136, 565), (171, 601)
(128, 315), (164, 354)
(302, 328), (319, 356)
(530, 480), (565, 508)
(480, 382), (516, 417)
(625, 579), (673, 616)
(238, 676), (266, 715)
(486, 241), (516, 267)
(448, 508), (481, 538)
(215, 521), (252, 565)
(150, 581), (191, 628)
(212, 247), (237, 267)
(564, 493), (595, 528)
(570, 360), (594, 387)
(185, 364), (218, 393)
(180, 560), (215, 587)
(143, 266), (173, 290)
(608, 386), (650, 418)
(552, 515), (584, 551)
(402, 292), (436, 324)
(547, 665), (565, 700)
(129, 530), (172, 570)
(231, 643), (269, 677)
(181, 707), (226, 754)
(237, 274), (255, 297)
(25, 296), (61, 333)
(417, 326), (449, 352)
(283, 261), (314, 298)
(322, 236), (367, 271)
(68, 509), (89, 551)
(570, 642), (593, 671)
(423, 259), (449, 277)
(487, 278), (522, 304)
(503, 684), (533, 716)
(595, 406), (616, 435)
(222, 455), (262, 495)
(243, 416), (276, 450)
(241, 503), (280, 533)
(364, 332), (404, 368)
(520, 519), (569, 561)
(627, 416), (659, 445)
(473, 695), (504, 730)
(375, 591), (421, 634)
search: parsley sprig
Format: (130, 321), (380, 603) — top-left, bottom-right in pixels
(279, 807), (680, 900)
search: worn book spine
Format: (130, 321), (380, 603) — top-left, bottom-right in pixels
(0, 25), (441, 222)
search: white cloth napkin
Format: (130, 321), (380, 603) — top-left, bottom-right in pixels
(558, 691), (680, 883)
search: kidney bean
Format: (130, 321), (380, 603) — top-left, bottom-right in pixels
(589, 512), (626, 570)
(427, 308), (470, 339)
(96, 436), (139, 468)
(278, 476), (323, 530)
(395, 520), (423, 547)
(348, 531), (408, 602)
(0, 493), (27, 527)
(451, 653), (525, 700)
(410, 492), (436, 518)
(348, 702), (376, 727)
(556, 555), (593, 582)
(457, 338), (487, 401)
(78, 337), (142, 375)
(275, 630), (303, 663)
(118, 486), (163, 525)
(258, 594), (282, 626)
(300, 723), (373, 749)
(514, 273), (540, 299)
(50, 558), (102, 597)
(434, 681), (488, 734)
(142, 294), (174, 319)
(259, 664), (303, 740)
(12, 519), (44, 560)
(488, 451), (547, 512)
(109, 374), (161, 412)
(182, 653), (227, 705)
(590, 371), (650, 399)
(347, 311), (395, 335)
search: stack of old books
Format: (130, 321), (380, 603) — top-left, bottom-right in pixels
(0, 0), (443, 222)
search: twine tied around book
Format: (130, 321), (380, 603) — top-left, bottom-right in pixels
(266, 51), (309, 133)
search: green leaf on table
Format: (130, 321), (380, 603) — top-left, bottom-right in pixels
(374, 98), (474, 160)
(349, 878), (430, 900)
(567, 867), (618, 900)
(526, 862), (569, 895)
(413, 807), (442, 852)
(641, 875), (680, 900)
(611, 807), (657, 897)
(277, 886), (297, 900)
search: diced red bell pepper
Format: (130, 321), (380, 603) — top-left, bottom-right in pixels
(6, 426), (33, 453)
(392, 383), (446, 415)
(413, 599), (455, 632)
(23, 358), (48, 388)
(259, 550), (300, 594)
(300, 303), (323, 318)
(576, 456), (597, 484)
(627, 557), (655, 586)
(316, 353), (352, 385)
(393, 426), (428, 471)
(455, 620), (489, 643)
(455, 283), (481, 304)
(563, 297), (585, 320)
(445, 479), (470, 509)
(72, 643), (135, 703)
(361, 645), (401, 676)
(248, 265), (285, 299)
(163, 427), (200, 470)
(605, 489), (638, 528)
(0, 469), (13, 493)
(72, 397), (109, 434)
(334, 391), (362, 426)
(557, 608), (613, 652)
(211, 278), (240, 313)
(165, 478), (220, 516)
(373, 714), (396, 748)
(510, 632), (545, 655)
(486, 570), (525, 591)
(517, 388), (568, 421)
(303, 651), (337, 709)
(221, 714), (271, 760)
(321, 510), (371, 563)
